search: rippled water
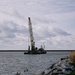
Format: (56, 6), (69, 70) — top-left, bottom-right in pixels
(0, 52), (70, 75)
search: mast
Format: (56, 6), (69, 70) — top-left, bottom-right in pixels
(28, 17), (35, 51)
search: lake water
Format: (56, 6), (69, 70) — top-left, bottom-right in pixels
(0, 52), (70, 75)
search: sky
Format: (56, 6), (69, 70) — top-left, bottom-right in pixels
(0, 0), (75, 50)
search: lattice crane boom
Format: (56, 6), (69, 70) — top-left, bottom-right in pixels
(28, 17), (35, 51)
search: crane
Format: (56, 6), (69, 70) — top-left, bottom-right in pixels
(24, 17), (46, 54)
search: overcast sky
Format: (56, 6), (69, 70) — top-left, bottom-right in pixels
(0, 0), (75, 50)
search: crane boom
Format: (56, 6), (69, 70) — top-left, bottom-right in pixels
(28, 17), (35, 51)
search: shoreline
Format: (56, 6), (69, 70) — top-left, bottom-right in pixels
(36, 57), (75, 75)
(0, 50), (74, 52)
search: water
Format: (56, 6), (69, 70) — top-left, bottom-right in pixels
(0, 52), (70, 75)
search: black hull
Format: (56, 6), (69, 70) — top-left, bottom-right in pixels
(24, 51), (47, 54)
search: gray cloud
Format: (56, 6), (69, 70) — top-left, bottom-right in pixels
(0, 0), (75, 49)
(35, 17), (56, 24)
(34, 27), (71, 43)
(13, 10), (25, 19)
(52, 28), (71, 36)
(0, 21), (28, 39)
